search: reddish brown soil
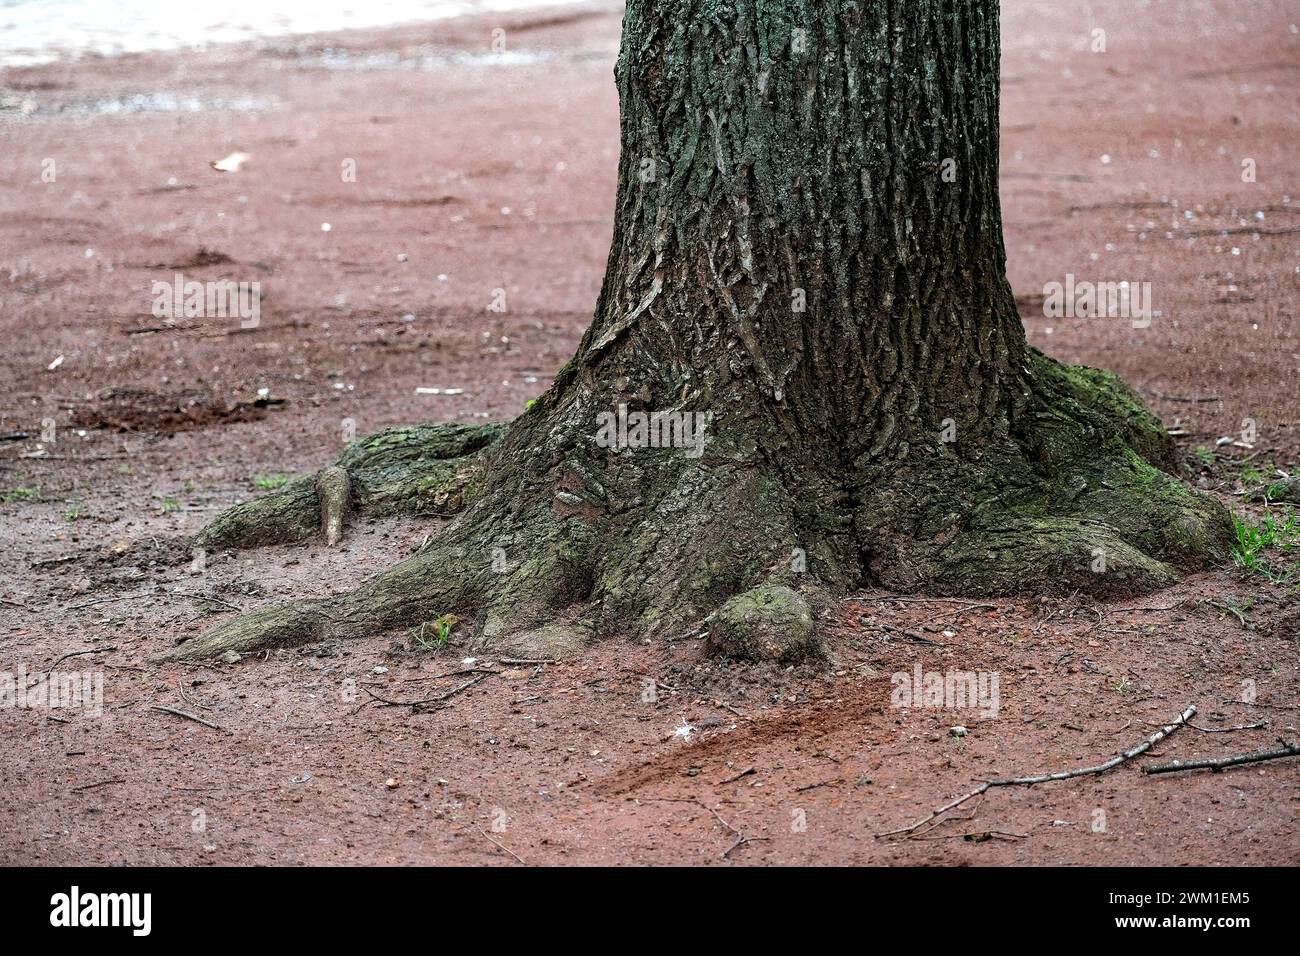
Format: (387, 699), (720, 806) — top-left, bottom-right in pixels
(1, 0), (1297, 865)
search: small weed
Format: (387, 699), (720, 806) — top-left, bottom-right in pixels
(64, 500), (86, 522)
(160, 496), (181, 515)
(411, 613), (459, 651)
(1238, 460), (1274, 488)
(1194, 446), (1215, 468)
(3, 486), (39, 504)
(254, 473), (290, 490)
(1231, 509), (1300, 584)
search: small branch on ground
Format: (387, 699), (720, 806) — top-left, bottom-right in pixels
(177, 678), (216, 711)
(1224, 698), (1298, 711)
(1143, 742), (1300, 775)
(45, 645), (117, 678)
(642, 797), (770, 859)
(1186, 720), (1268, 734)
(877, 622), (944, 646)
(477, 827), (527, 865)
(361, 671), (495, 710)
(914, 829), (1027, 842)
(402, 667), (501, 683)
(718, 767), (756, 785)
(151, 705), (231, 734)
(876, 704), (1197, 839)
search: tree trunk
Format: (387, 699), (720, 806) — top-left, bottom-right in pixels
(160, 0), (1232, 664)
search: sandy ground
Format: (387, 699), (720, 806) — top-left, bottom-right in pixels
(0, 0), (1297, 865)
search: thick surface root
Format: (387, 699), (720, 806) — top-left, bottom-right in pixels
(152, 600), (334, 662)
(160, 351), (1233, 664)
(194, 422), (504, 550)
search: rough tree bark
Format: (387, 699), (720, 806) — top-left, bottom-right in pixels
(156, 0), (1231, 663)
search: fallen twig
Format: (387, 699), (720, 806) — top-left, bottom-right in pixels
(477, 827), (527, 865)
(361, 671), (493, 709)
(849, 595), (1000, 607)
(876, 704), (1197, 839)
(1144, 742), (1300, 775)
(402, 667), (500, 683)
(1207, 600), (1248, 628)
(877, 622), (944, 646)
(1224, 698), (1298, 712)
(66, 591), (158, 611)
(151, 705), (231, 734)
(177, 679), (216, 712)
(915, 829), (1027, 842)
(643, 797), (769, 859)
(71, 778), (126, 793)
(667, 611), (716, 643)
(45, 645), (117, 678)
(719, 767), (756, 785)
(1143, 389), (1221, 404)
(1186, 720), (1268, 734)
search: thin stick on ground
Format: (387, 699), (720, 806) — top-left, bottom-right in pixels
(1186, 720), (1268, 734)
(718, 767), (756, 785)
(361, 671), (494, 710)
(45, 645), (117, 678)
(914, 829), (1027, 842)
(477, 827), (526, 865)
(402, 667), (500, 683)
(177, 678), (216, 711)
(1224, 698), (1298, 711)
(71, 778), (126, 793)
(643, 796), (770, 859)
(151, 705), (231, 734)
(1144, 741), (1300, 775)
(848, 595), (1005, 607)
(876, 704), (1197, 839)
(877, 622), (944, 646)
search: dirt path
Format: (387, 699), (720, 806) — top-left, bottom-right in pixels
(1, 0), (1297, 865)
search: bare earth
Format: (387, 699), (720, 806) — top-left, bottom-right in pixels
(1, 0), (1297, 865)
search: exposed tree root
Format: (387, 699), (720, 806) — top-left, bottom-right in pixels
(159, 351), (1233, 664)
(316, 466), (350, 547)
(193, 422), (504, 551)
